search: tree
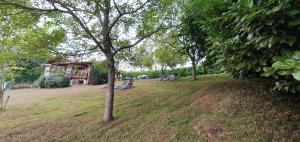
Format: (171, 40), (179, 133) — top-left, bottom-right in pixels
(117, 42), (154, 72)
(89, 60), (108, 85)
(154, 43), (186, 75)
(14, 59), (44, 83)
(13, 26), (65, 84)
(0, 0), (175, 123)
(177, 23), (205, 80)
(0, 4), (64, 109)
(169, 0), (209, 80)
(161, 29), (203, 80)
(142, 53), (154, 70)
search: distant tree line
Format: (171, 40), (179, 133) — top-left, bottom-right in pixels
(120, 64), (220, 79)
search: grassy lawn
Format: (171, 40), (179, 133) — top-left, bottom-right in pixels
(0, 74), (300, 142)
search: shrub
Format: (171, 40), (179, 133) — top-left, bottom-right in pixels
(194, 0), (300, 94)
(145, 70), (161, 78)
(15, 59), (44, 84)
(35, 75), (46, 88)
(35, 73), (70, 88)
(120, 65), (207, 79)
(89, 61), (108, 85)
(60, 77), (71, 87)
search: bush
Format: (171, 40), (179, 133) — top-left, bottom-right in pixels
(120, 65), (207, 79)
(35, 73), (70, 88)
(35, 75), (46, 88)
(204, 0), (300, 94)
(89, 61), (108, 85)
(15, 59), (44, 84)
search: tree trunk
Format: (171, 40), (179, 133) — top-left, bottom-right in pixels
(160, 66), (164, 76)
(0, 85), (3, 109)
(102, 0), (114, 124)
(191, 60), (197, 80)
(103, 55), (115, 124)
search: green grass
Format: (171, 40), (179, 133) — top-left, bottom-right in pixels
(0, 74), (299, 142)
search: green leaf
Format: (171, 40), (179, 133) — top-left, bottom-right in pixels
(262, 67), (276, 77)
(286, 9), (300, 16)
(248, 0), (254, 8)
(277, 70), (291, 76)
(259, 59), (267, 66)
(288, 18), (300, 27)
(286, 36), (296, 46)
(236, 63), (245, 70)
(292, 51), (300, 60)
(280, 50), (292, 57)
(292, 71), (300, 81)
(266, 4), (283, 15)
(272, 61), (293, 70)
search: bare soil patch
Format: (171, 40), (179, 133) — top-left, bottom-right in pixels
(194, 121), (223, 142)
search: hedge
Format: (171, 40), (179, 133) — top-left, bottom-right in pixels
(35, 73), (70, 88)
(120, 65), (216, 79)
(89, 61), (108, 85)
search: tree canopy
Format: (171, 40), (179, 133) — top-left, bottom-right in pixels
(0, 0), (178, 123)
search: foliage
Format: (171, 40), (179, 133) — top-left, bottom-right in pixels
(220, 0), (300, 93)
(35, 73), (70, 88)
(121, 65), (205, 79)
(0, 4), (64, 85)
(154, 44), (187, 74)
(116, 44), (154, 70)
(143, 54), (154, 69)
(178, 8), (206, 64)
(0, 0), (179, 123)
(35, 75), (46, 88)
(186, 0), (300, 94)
(14, 59), (44, 83)
(89, 61), (108, 85)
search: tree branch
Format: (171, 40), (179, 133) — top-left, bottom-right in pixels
(53, 1), (105, 52)
(0, 1), (69, 14)
(113, 27), (163, 56)
(0, 0), (105, 52)
(110, 0), (150, 29)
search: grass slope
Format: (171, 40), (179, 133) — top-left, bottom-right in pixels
(0, 74), (299, 142)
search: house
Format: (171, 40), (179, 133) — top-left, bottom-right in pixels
(43, 60), (92, 85)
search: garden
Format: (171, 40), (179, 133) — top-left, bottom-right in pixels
(1, 75), (300, 141)
(1, 0), (300, 141)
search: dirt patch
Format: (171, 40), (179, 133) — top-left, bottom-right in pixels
(73, 111), (88, 117)
(191, 86), (223, 111)
(192, 93), (223, 111)
(194, 121), (223, 142)
(166, 126), (177, 140)
(145, 115), (167, 142)
(143, 112), (181, 142)
(191, 81), (255, 111)
(65, 102), (80, 110)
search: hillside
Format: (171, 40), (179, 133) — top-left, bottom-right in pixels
(0, 74), (299, 141)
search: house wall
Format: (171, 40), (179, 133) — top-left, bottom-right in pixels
(43, 63), (92, 85)
(44, 64), (51, 75)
